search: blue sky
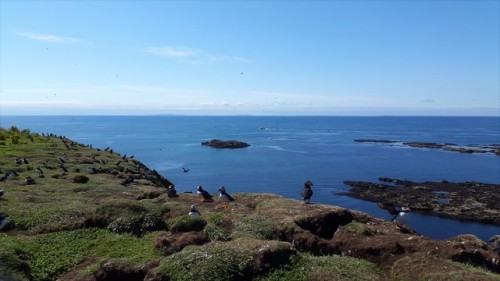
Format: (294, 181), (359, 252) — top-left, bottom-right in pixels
(0, 1), (499, 116)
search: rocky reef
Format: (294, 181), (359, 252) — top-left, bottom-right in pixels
(201, 139), (251, 149)
(0, 127), (499, 281)
(354, 139), (500, 155)
(342, 177), (500, 225)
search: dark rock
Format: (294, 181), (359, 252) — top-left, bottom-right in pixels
(294, 209), (355, 239)
(201, 139), (250, 149)
(154, 231), (209, 255)
(72, 175), (89, 184)
(355, 139), (499, 156)
(353, 139), (399, 143)
(342, 178), (500, 225)
(489, 235), (500, 255)
(94, 260), (149, 281)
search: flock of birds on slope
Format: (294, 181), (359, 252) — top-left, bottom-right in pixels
(0, 133), (411, 231)
(169, 165), (316, 217)
(0, 134), (313, 230)
(0, 133), (173, 231)
(180, 181), (311, 217)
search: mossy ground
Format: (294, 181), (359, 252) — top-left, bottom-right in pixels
(1, 127), (498, 281)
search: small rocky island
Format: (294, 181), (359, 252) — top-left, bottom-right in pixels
(354, 139), (500, 155)
(342, 177), (500, 225)
(201, 139), (250, 149)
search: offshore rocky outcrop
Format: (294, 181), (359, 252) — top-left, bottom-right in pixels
(354, 139), (500, 155)
(201, 139), (250, 149)
(342, 177), (500, 225)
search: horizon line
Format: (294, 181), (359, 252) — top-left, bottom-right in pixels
(1, 114), (499, 118)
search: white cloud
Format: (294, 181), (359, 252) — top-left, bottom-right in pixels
(146, 45), (250, 64)
(249, 91), (394, 107)
(145, 46), (202, 58)
(15, 32), (89, 44)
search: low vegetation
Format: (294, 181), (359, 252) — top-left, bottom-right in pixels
(1, 127), (498, 281)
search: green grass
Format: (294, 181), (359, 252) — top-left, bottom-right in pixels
(256, 253), (383, 281)
(154, 238), (295, 281)
(156, 243), (254, 281)
(2, 127), (499, 281)
(343, 221), (372, 236)
(168, 215), (207, 233)
(0, 229), (162, 281)
(232, 214), (274, 240)
(390, 253), (500, 281)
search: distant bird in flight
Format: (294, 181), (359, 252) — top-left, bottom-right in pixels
(182, 167), (190, 173)
(301, 180), (313, 204)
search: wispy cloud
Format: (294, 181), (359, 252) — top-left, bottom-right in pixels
(15, 32), (89, 44)
(146, 45), (250, 64)
(421, 99), (435, 103)
(145, 46), (202, 58)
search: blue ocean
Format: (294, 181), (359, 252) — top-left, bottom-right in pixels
(1, 116), (499, 241)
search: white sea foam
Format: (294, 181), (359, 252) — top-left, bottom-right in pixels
(153, 161), (184, 171)
(263, 145), (306, 153)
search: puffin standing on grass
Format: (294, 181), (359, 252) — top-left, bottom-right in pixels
(188, 205), (201, 216)
(196, 185), (213, 202)
(167, 185), (179, 198)
(301, 180), (313, 204)
(35, 167), (44, 178)
(218, 186), (234, 209)
(0, 212), (7, 231)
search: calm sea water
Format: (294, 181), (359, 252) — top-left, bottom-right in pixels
(1, 116), (499, 241)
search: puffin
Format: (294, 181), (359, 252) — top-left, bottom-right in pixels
(121, 176), (134, 186)
(218, 186), (234, 209)
(25, 176), (35, 185)
(377, 202), (399, 220)
(188, 205), (201, 216)
(196, 185), (213, 202)
(392, 206), (411, 228)
(35, 166), (44, 177)
(167, 185), (179, 198)
(0, 189), (4, 197)
(301, 180), (313, 204)
(0, 212), (7, 231)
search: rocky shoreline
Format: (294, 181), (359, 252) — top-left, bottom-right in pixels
(341, 177), (500, 225)
(354, 139), (500, 156)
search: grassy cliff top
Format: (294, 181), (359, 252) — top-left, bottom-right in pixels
(1, 126), (499, 281)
